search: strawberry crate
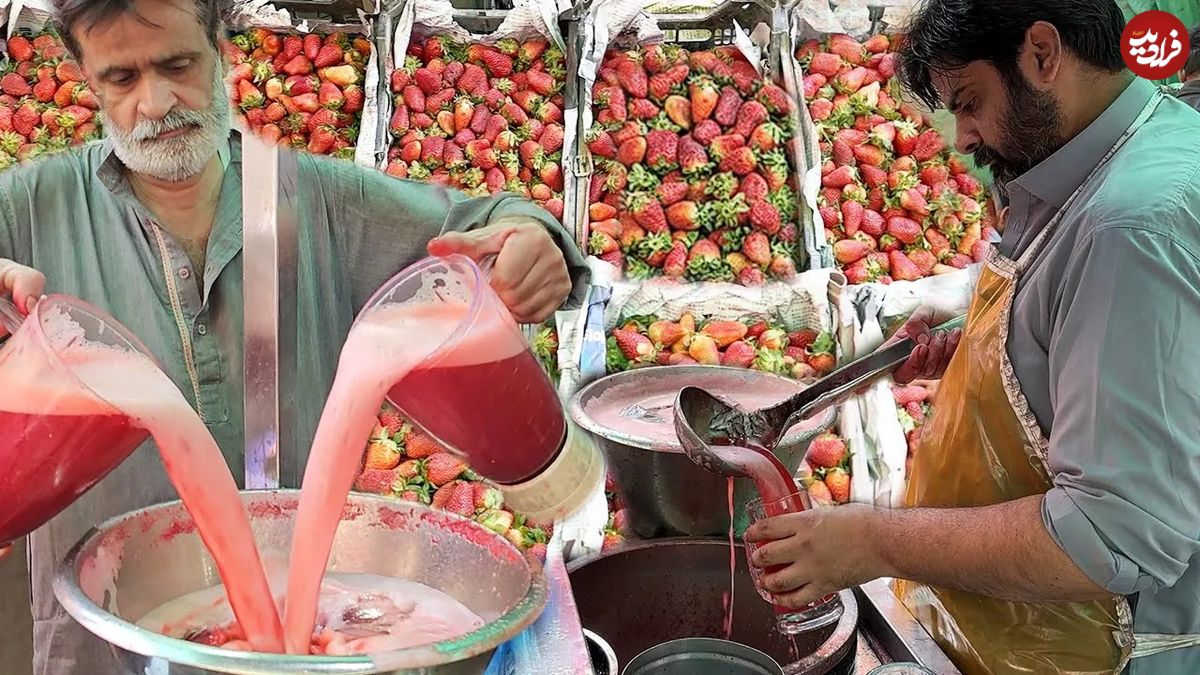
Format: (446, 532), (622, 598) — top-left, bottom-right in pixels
(222, 4), (382, 166)
(0, 3), (105, 170)
(788, 4), (1001, 285)
(375, 0), (583, 230)
(577, 0), (820, 287)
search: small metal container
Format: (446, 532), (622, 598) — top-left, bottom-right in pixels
(623, 638), (784, 675)
(585, 629), (619, 675)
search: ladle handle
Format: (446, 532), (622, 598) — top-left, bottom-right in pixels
(0, 296), (25, 334)
(780, 314), (967, 433)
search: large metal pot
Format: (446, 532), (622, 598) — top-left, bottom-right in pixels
(568, 539), (858, 675)
(569, 366), (837, 538)
(53, 490), (547, 674)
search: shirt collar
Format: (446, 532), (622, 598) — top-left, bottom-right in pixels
(1180, 79), (1200, 96)
(1011, 77), (1155, 207)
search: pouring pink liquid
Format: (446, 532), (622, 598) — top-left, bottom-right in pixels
(0, 300), (284, 651)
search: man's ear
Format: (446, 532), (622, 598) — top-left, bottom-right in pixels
(1020, 20), (1063, 90)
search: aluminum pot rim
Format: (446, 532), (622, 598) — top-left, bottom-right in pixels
(52, 489), (549, 674)
(623, 636), (784, 675)
(568, 365), (836, 453)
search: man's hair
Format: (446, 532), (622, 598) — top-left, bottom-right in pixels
(898, 0), (1127, 109)
(1185, 24), (1200, 80)
(51, 0), (225, 60)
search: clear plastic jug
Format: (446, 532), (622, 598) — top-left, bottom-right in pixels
(0, 295), (156, 546)
(364, 254), (603, 521)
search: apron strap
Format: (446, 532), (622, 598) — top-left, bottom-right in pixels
(1130, 633), (1200, 659)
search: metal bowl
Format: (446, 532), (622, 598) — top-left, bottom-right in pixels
(53, 490), (548, 674)
(569, 366), (837, 538)
(568, 539), (858, 675)
(586, 629), (619, 675)
(624, 637), (784, 675)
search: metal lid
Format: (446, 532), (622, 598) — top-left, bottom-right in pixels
(570, 366), (834, 453)
(623, 637), (784, 675)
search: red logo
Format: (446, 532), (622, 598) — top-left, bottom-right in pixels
(1121, 11), (1190, 80)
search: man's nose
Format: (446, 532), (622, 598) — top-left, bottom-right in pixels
(136, 77), (179, 121)
(954, 117), (982, 156)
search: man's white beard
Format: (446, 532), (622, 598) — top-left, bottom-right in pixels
(107, 66), (231, 182)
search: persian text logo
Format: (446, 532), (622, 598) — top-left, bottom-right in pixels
(1121, 11), (1190, 80)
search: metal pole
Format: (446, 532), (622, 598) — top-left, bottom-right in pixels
(242, 130), (298, 490)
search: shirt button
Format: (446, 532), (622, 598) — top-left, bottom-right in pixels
(196, 324), (208, 336)
(178, 267), (190, 280)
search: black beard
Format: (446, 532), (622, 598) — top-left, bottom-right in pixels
(973, 71), (1064, 190)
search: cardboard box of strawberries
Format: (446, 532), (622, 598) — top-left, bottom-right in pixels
(0, 28), (102, 168)
(380, 1), (571, 224)
(583, 41), (809, 287)
(223, 26), (375, 161)
(793, 30), (1001, 283)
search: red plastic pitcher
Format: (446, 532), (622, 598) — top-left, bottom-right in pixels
(0, 295), (156, 547)
(363, 254), (603, 521)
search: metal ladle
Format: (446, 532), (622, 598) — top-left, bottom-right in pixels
(673, 316), (966, 477)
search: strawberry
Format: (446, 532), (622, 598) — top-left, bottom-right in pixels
(424, 452), (467, 487)
(617, 136), (647, 166)
(613, 328), (655, 361)
(833, 238), (871, 265)
(907, 249), (938, 276)
(741, 231), (772, 267)
(852, 143), (886, 167)
(282, 55), (313, 76)
(912, 129), (946, 162)
(748, 200), (781, 234)
(441, 481), (476, 517)
(307, 125), (338, 154)
(630, 193), (668, 232)
(713, 87), (742, 127)
(808, 432), (847, 469)
(6, 35), (34, 63)
(832, 139), (855, 167)
(645, 130), (679, 172)
(354, 468), (399, 496)
(721, 340), (757, 368)
(809, 52), (843, 77)
(824, 468), (851, 504)
(657, 181), (688, 205)
(734, 100), (768, 138)
(1, 74), (30, 97)
(686, 334), (720, 365)
(807, 479), (835, 506)
(889, 250), (924, 281)
(899, 188), (929, 217)
(720, 146), (757, 176)
(31, 78), (56, 103)
(822, 166), (857, 188)
(739, 172), (769, 202)
(364, 438), (401, 470)
(405, 430), (443, 459)
(954, 172), (983, 197)
(756, 83), (790, 115)
(769, 254), (797, 280)
(660, 241), (688, 278)
(892, 385), (929, 406)
(616, 58), (648, 98)
(590, 203), (618, 221)
(886, 216), (922, 245)
(480, 49), (514, 77)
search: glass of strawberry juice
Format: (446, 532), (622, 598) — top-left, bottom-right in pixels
(744, 491), (844, 633)
(0, 295), (155, 546)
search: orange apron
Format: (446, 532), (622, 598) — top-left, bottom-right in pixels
(894, 91), (1191, 675)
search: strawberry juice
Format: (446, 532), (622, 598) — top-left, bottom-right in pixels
(0, 305), (285, 652)
(284, 300), (525, 653)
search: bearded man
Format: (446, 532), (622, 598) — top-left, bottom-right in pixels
(0, 1), (586, 672)
(743, 2), (1200, 674)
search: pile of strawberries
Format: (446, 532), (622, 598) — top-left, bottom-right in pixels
(607, 313), (836, 382)
(585, 44), (803, 286)
(798, 431), (852, 505)
(385, 35), (567, 222)
(892, 382), (932, 475)
(353, 403), (551, 564)
(0, 29), (102, 168)
(796, 33), (998, 283)
(224, 28), (370, 158)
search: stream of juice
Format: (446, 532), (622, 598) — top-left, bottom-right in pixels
(282, 300), (527, 653)
(0, 309), (285, 652)
(722, 476), (735, 640)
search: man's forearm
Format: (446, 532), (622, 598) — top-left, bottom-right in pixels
(869, 494), (1113, 602)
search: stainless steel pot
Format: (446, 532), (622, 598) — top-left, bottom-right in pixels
(568, 366), (837, 538)
(624, 637), (785, 675)
(53, 490), (547, 674)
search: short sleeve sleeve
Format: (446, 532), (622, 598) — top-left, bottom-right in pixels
(1041, 226), (1200, 594)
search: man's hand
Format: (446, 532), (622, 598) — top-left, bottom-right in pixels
(427, 218), (571, 324)
(890, 305), (962, 384)
(0, 258), (46, 338)
(745, 504), (884, 608)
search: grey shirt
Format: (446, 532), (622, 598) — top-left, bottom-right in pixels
(1000, 78), (1200, 674)
(1177, 79), (1200, 112)
(0, 132), (587, 675)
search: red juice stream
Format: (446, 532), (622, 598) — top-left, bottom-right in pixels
(0, 321), (285, 651)
(723, 476), (735, 640)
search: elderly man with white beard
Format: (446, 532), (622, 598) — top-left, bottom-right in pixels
(0, 1), (588, 673)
